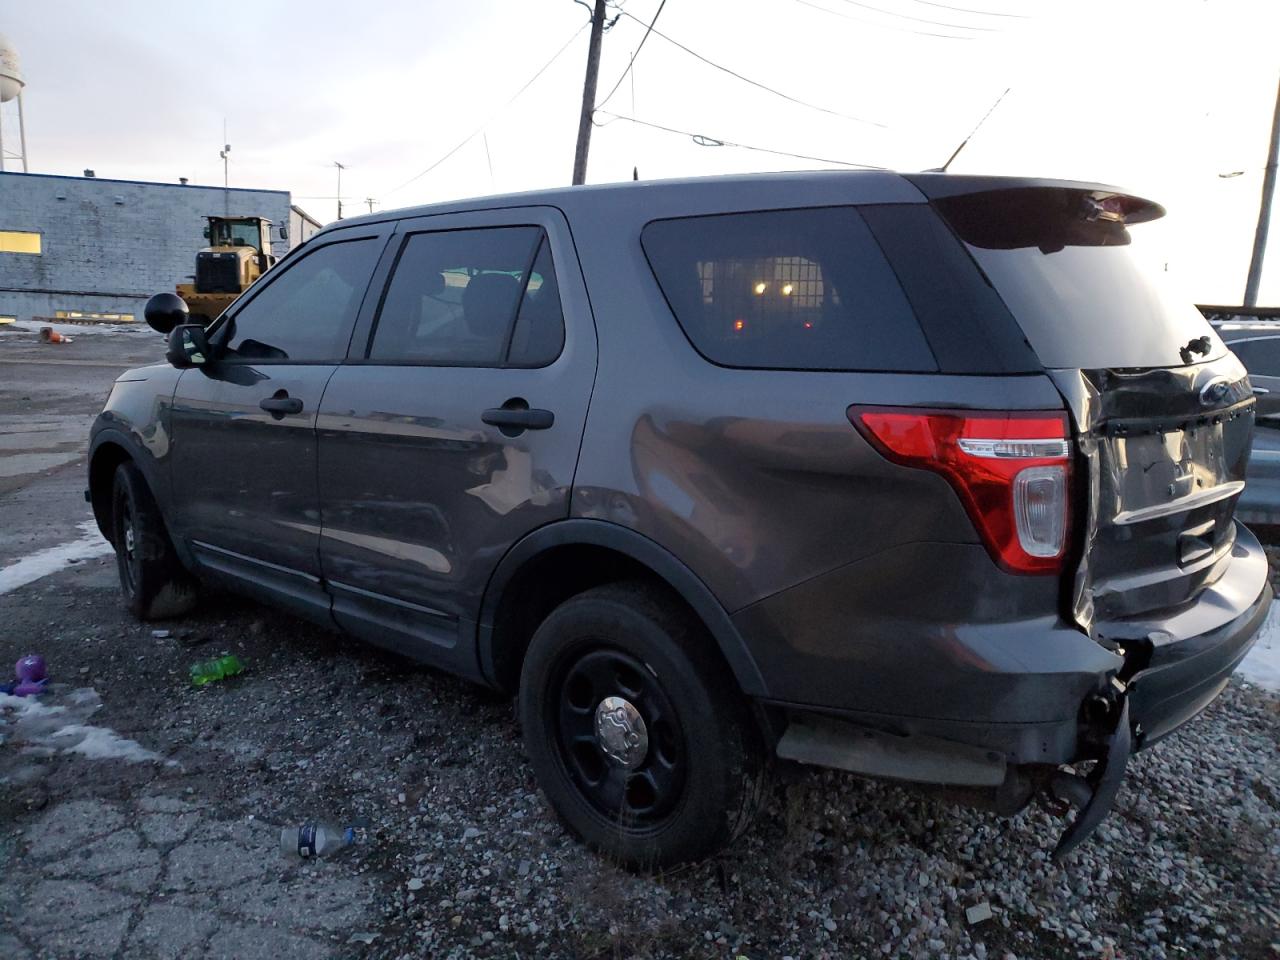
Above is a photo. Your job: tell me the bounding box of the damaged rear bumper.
[772,522,1271,856]
[1109,525,1272,750]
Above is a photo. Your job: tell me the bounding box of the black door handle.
[482,407,554,431]
[260,396,303,417]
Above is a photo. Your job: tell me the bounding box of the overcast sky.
[3,0,1278,304]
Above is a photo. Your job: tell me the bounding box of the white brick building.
[0,171,321,323]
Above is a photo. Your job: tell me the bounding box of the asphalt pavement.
[0,322,163,563]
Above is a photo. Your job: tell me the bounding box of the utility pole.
[572,0,607,186]
[365,197,376,214]
[334,161,346,220]
[1245,76,1280,307]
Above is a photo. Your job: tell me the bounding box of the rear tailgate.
[914,177,1255,632]
[1050,361,1252,627]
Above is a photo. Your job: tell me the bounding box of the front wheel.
[111,461,198,620]
[519,582,766,869]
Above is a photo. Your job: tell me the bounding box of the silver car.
[1209,313,1280,526]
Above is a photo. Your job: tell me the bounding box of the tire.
[518,581,766,869]
[110,461,198,620]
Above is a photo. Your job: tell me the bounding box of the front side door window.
[223,237,383,362]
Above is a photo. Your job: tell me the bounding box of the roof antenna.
[938,87,1010,173]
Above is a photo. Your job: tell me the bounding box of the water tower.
[0,33,29,172]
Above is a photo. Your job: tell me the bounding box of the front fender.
[87,365,183,546]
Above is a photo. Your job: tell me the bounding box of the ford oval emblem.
[1199,376,1231,408]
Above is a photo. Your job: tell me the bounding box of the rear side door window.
[641,207,937,372]
[222,237,383,362]
[368,227,565,367]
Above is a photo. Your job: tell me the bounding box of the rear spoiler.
[905,174,1165,225]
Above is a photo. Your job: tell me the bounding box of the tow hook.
[1047,694,1133,860]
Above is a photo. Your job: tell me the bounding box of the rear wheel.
[519,582,766,869]
[111,461,197,620]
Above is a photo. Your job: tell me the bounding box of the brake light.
[850,408,1071,574]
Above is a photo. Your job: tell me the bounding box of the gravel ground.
[1,552,1277,960]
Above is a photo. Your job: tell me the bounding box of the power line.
[385,21,589,196]
[594,110,885,168]
[618,9,887,128]
[596,0,668,112]
[832,0,999,31]
[791,0,975,40]
[907,0,1031,19]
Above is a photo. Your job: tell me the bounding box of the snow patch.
[1239,600,1280,693]
[0,688,168,765]
[0,520,114,595]
[50,724,165,763]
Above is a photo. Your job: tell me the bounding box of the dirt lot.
[1,323,1278,960]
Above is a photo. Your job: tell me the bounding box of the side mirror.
[166,324,212,369]
[202,225,210,239]
[144,292,189,334]
[278,225,289,240]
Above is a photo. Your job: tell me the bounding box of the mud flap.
[1052,697,1131,860]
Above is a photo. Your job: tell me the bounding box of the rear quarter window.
[642,207,938,373]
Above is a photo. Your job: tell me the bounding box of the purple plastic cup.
[14,654,47,696]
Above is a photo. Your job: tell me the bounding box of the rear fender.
[475,519,768,697]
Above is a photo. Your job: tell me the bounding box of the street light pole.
[1245,76,1280,307]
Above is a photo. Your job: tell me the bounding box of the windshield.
[934,189,1225,370]
[209,220,262,249]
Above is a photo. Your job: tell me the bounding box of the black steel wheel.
[112,487,140,599]
[553,647,687,827]
[110,461,198,620]
[519,581,766,869]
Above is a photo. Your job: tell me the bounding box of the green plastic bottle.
[189,654,245,687]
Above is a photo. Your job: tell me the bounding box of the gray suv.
[89,172,1270,867]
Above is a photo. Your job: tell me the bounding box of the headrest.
[462,273,522,338]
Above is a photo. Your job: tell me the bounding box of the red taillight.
[850,407,1072,575]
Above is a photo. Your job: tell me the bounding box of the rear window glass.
[934,189,1225,370]
[642,207,937,372]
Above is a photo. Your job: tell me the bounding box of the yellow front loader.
[176,215,283,325]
